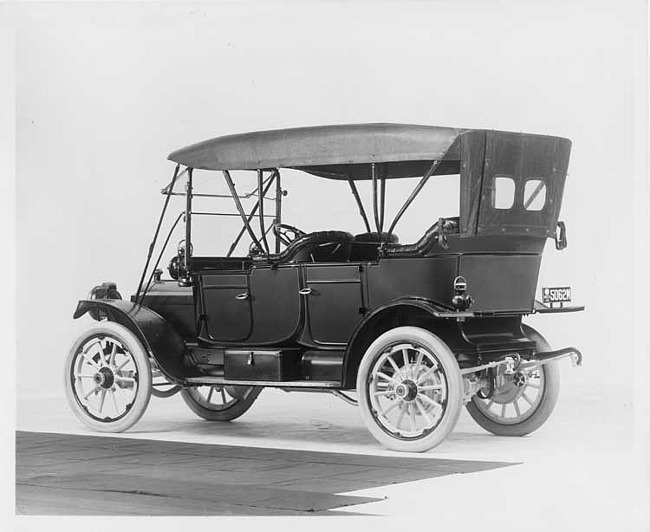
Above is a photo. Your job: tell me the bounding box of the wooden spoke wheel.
[357,327,463,452]
[466,325,560,437]
[64,322,152,432]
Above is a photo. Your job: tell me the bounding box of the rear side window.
[523,179,547,211]
[491,176,516,209]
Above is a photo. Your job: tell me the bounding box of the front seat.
[271,231,354,263]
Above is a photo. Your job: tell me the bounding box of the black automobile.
[64,124,583,452]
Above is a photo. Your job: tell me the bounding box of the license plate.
[542,286,572,304]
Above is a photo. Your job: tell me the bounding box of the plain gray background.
[11,1,647,397]
[2,0,648,528]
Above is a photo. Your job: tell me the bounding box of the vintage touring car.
[65,124,583,452]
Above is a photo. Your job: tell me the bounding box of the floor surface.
[12,372,649,529]
[16,431,513,515]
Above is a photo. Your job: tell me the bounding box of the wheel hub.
[394,379,418,401]
[93,367,115,389]
[513,371,527,387]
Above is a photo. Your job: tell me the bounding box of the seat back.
[274,231,353,263]
[381,218,459,258]
[349,232,399,261]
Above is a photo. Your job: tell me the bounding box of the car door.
[247,265,302,345]
[302,264,364,345]
[200,271,252,342]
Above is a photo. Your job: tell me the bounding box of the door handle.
[299,288,312,296]
[235,292,249,300]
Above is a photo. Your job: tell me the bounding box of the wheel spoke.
[417,392,442,411]
[373,389,394,397]
[115,377,136,385]
[74,374,95,379]
[385,355,400,373]
[81,352,101,371]
[486,400,494,410]
[116,358,131,372]
[415,397,433,426]
[207,387,214,402]
[501,404,506,418]
[375,371,399,385]
[409,404,417,432]
[416,366,438,385]
[395,403,406,429]
[417,384,443,392]
[94,342,107,367]
[110,389,119,414]
[513,399,521,418]
[220,388,227,403]
[402,347,410,370]
[84,385,100,400]
[521,392,533,406]
[379,400,400,419]
[98,389,107,413]
[527,383,541,390]
[109,342,117,367]
[413,349,424,377]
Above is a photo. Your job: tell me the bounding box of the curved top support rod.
[379,176,386,234]
[371,163,381,233]
[387,159,441,236]
[257,169,271,254]
[347,177,371,233]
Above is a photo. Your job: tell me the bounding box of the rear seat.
[381,218,459,257]
[349,232,399,261]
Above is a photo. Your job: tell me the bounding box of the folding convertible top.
[168,123,571,181]
[168,123,468,179]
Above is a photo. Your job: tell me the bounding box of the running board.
[184,376,340,388]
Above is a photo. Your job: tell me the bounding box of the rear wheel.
[466,325,560,437]
[357,326,463,452]
[181,385,261,421]
[64,322,152,432]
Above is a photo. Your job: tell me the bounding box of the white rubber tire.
[64,321,152,432]
[357,326,463,452]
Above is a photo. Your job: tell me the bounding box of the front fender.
[74,299,198,384]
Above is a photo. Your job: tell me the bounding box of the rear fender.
[73,299,197,384]
[341,298,468,389]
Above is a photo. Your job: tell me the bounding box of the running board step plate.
[184,376,340,388]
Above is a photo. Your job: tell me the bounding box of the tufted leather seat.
[353,232,399,244]
[349,232,399,261]
[265,231,354,264]
[381,217,459,257]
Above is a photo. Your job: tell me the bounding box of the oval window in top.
[491,176,516,209]
[524,179,547,211]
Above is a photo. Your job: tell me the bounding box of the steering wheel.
[272,223,306,246]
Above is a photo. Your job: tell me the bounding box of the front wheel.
[181,385,261,421]
[357,326,464,452]
[466,325,560,437]
[64,321,152,432]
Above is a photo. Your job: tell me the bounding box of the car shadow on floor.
[16,431,517,516]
